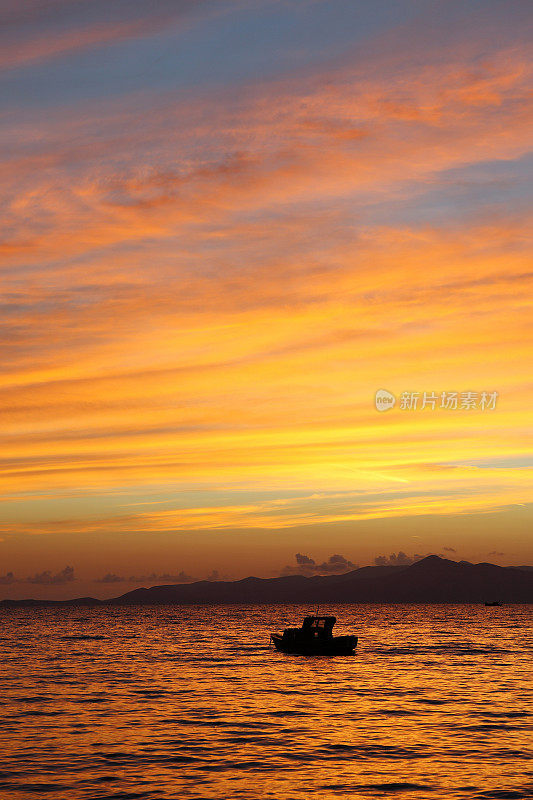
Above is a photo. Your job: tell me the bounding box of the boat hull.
[271,633,357,656]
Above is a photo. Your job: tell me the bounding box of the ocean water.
[0,604,531,800]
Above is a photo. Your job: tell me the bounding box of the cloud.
[374,552,415,567]
[0,572,16,585]
[374,551,451,566]
[27,566,75,585]
[295,552,315,567]
[443,546,456,552]
[0,474,530,537]
[284,553,357,576]
[488,551,505,556]
[317,554,358,573]
[0,3,531,552]
[0,1,211,72]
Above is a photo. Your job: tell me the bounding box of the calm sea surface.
[0,604,531,800]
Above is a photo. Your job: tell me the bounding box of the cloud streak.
[0,1,212,71]
[0,1,531,582]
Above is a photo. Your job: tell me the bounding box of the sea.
[0,604,531,800]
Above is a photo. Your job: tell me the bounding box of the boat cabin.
[277,616,336,646]
[301,616,336,639]
[271,614,356,655]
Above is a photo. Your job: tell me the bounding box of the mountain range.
[2,556,533,606]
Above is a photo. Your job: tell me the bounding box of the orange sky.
[1,0,532,598]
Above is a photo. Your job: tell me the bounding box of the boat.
[270,615,357,655]
[484,601,502,607]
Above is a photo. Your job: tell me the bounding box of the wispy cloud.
[0,1,531,579]
[0,1,211,71]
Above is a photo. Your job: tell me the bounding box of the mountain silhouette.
[1,557,532,606]
[107,556,533,604]
[0,596,101,608]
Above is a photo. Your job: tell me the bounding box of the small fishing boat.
[484,601,502,607]
[270,615,357,656]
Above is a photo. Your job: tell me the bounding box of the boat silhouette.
[270,615,357,655]
[484,600,502,606]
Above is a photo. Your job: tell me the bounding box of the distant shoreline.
[2,557,533,606]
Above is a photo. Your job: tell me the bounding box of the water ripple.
[0,603,531,799]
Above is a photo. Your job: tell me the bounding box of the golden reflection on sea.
[0,604,531,799]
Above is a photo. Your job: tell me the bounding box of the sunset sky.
[1,0,532,599]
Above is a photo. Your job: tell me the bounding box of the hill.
[2,557,532,606]
[107,556,533,605]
